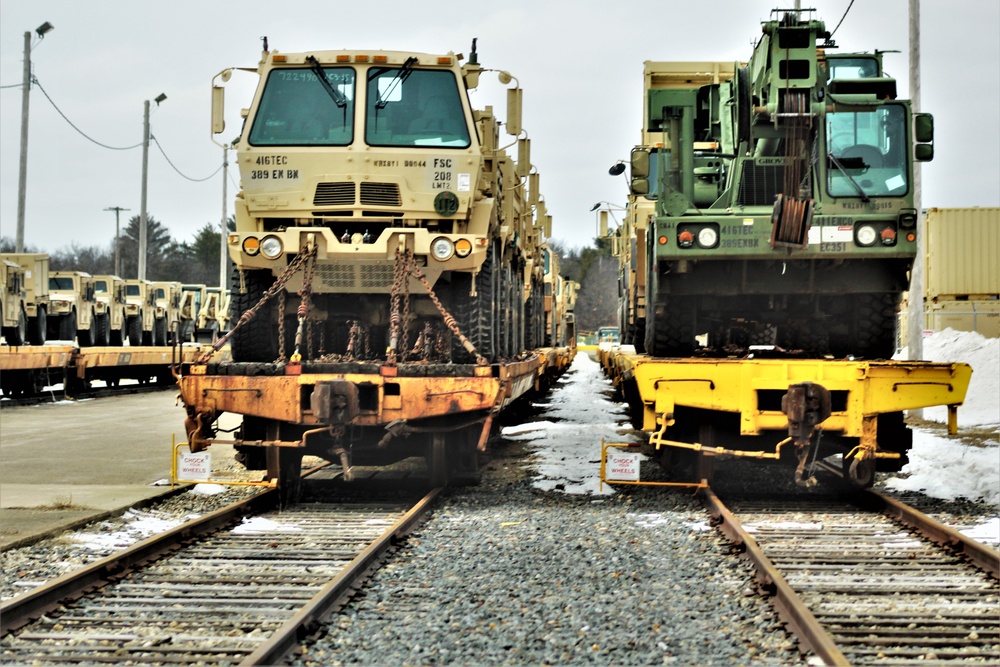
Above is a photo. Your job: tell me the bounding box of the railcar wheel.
[427,433,450,487]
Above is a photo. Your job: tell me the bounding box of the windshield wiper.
[827,152,870,202]
[374,57,418,109]
[306,55,347,108]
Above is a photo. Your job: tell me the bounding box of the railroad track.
[704,463,1000,665]
[1,485,440,665]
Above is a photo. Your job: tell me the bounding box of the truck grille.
[360,182,401,206]
[313,264,395,290]
[313,182,355,206]
[737,164,785,206]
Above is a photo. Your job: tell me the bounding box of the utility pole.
[219,146,229,288]
[138,93,165,280]
[15,32,31,253]
[907,0,923,360]
[138,99,150,280]
[16,22,53,253]
[104,206,130,277]
[907,0,924,418]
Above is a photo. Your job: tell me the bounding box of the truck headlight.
[260,235,283,259]
[855,225,877,247]
[431,237,455,261]
[697,227,719,248]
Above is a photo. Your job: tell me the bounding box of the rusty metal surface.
[178,356,544,427]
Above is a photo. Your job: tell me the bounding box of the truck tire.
[94,313,110,346]
[2,306,27,346]
[29,306,46,345]
[78,312,95,347]
[110,313,127,346]
[230,268,279,362]
[644,296,696,357]
[126,315,142,346]
[154,317,167,346]
[450,244,496,363]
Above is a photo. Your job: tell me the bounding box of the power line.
[152,136,223,182]
[33,78,143,150]
[829,0,856,37]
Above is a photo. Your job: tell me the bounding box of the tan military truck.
[93,275,128,346]
[123,279,156,346]
[48,271,97,345]
[152,281,183,345]
[0,253,49,344]
[1,258,28,345]
[195,286,230,342]
[178,283,206,342]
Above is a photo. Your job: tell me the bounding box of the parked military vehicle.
[92,275,128,346]
[0,253,49,344]
[629,10,932,358]
[211,40,549,363]
[1,258,28,345]
[123,279,156,346]
[47,271,97,345]
[178,284,206,342]
[195,286,230,342]
[152,281,183,345]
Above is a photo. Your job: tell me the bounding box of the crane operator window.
[826,105,908,198]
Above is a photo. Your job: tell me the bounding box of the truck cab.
[123,279,156,346]
[152,281,183,345]
[92,275,128,346]
[1,258,28,346]
[48,271,97,345]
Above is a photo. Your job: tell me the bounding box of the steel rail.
[0,488,278,636]
[816,460,999,579]
[700,484,850,666]
[240,486,443,666]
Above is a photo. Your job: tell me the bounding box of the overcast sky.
[2,0,997,258]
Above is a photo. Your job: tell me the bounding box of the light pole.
[138,93,166,280]
[104,206,130,276]
[590,201,625,238]
[15,21,54,253]
[219,145,229,288]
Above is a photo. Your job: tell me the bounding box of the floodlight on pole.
[15,21,54,253]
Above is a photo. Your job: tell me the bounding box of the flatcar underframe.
[600,349,972,488]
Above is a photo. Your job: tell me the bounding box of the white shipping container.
[924,207,1000,299]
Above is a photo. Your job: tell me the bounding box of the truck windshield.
[95,280,108,292]
[126,284,141,296]
[365,68,470,148]
[826,105,908,198]
[49,277,74,290]
[248,67,356,146]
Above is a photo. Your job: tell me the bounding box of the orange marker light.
[373,55,388,63]
[658,235,668,245]
[906,232,916,243]
[336,55,350,62]
[678,230,694,247]
[272,55,287,63]
[355,55,369,62]
[437,57,453,65]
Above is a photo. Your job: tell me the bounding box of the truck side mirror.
[631,178,650,195]
[914,113,934,143]
[631,149,650,179]
[506,86,522,137]
[212,86,226,134]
